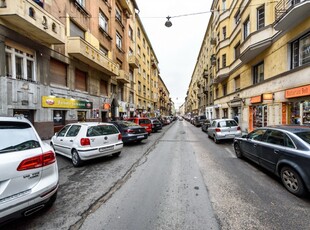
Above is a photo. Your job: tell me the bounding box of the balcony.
[240,26,277,63]
[128,55,139,68]
[214,67,229,84]
[117,70,130,84]
[119,0,133,15]
[67,37,119,76]
[275,0,310,31]
[0,0,65,45]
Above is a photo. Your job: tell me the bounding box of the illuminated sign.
[42,96,93,109]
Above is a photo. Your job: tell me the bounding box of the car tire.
[112,152,121,157]
[213,135,219,144]
[234,143,243,158]
[280,166,306,197]
[72,149,83,167]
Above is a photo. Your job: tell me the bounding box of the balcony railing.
[0,0,65,45]
[67,37,119,76]
[240,25,276,63]
[128,55,139,68]
[274,0,310,31]
[117,70,130,84]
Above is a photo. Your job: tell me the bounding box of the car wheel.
[213,135,219,144]
[280,166,306,197]
[72,149,83,167]
[112,152,121,157]
[234,143,243,158]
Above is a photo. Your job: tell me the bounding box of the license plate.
[99,146,114,152]
[137,135,145,138]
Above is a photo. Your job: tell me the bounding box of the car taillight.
[126,129,135,133]
[118,133,122,140]
[215,128,221,132]
[237,126,241,130]
[17,151,56,171]
[80,138,90,146]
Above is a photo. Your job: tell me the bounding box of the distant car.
[125,117,152,134]
[0,116,58,224]
[109,120,148,144]
[201,119,212,132]
[150,118,162,132]
[233,125,310,197]
[193,115,207,127]
[51,122,123,167]
[207,119,241,143]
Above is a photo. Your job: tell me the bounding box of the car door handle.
[60,139,63,141]
[70,140,73,142]
[274,149,279,154]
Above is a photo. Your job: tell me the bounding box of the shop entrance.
[53,110,66,133]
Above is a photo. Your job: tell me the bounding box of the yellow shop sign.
[42,96,93,109]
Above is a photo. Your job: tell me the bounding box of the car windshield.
[87,125,119,137]
[0,121,40,153]
[295,131,310,144]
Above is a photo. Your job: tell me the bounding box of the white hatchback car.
[51,122,123,167]
[0,116,58,225]
[207,119,242,143]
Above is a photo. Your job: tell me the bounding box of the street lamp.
[165,16,172,27]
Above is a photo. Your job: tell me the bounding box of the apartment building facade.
[0,0,168,139]
[186,0,310,132]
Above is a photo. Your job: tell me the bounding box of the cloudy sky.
[135,0,212,109]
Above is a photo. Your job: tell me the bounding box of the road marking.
[225,147,236,158]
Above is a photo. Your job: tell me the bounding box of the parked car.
[193,115,207,127]
[51,122,123,167]
[201,119,212,132]
[150,118,162,132]
[233,125,310,197]
[125,117,152,134]
[207,119,241,143]
[109,120,148,144]
[0,116,58,225]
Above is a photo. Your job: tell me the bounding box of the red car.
[125,117,152,134]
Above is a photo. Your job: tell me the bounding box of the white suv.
[51,122,123,167]
[0,116,58,225]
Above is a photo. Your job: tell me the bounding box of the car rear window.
[296,131,310,144]
[218,120,238,127]
[0,121,40,154]
[87,125,119,137]
[139,119,151,124]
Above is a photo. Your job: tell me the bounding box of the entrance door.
[13,109,34,123]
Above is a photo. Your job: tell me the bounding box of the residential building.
[186,0,310,132]
[0,0,168,139]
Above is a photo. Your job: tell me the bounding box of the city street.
[3,120,310,230]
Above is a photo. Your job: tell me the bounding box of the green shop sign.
[42,96,93,109]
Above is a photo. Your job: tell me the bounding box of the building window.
[99,11,108,32]
[128,26,133,41]
[115,5,122,23]
[253,62,264,84]
[257,5,265,30]
[100,45,108,56]
[243,17,250,39]
[291,32,310,69]
[234,10,241,25]
[75,69,87,91]
[100,80,108,96]
[76,0,85,7]
[223,84,227,96]
[137,28,141,39]
[70,20,85,39]
[216,88,219,99]
[222,0,226,11]
[29,7,35,18]
[143,38,146,48]
[234,42,240,60]
[116,32,122,50]
[138,81,141,92]
[111,84,116,94]
[222,26,226,40]
[222,54,227,67]
[137,45,141,56]
[234,75,240,91]
[5,45,35,81]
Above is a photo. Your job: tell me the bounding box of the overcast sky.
[135,0,212,109]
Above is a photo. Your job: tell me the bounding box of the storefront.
[249,95,269,132]
[42,96,93,132]
[285,84,310,125]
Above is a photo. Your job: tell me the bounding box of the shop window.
[78,111,86,122]
[289,101,310,125]
[53,110,66,133]
[291,32,310,69]
[5,44,35,81]
[253,105,267,128]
